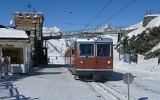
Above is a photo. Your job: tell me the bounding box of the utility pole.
[119,30,122,60]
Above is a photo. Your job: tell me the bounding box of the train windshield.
[97,44,110,57]
[79,44,94,57]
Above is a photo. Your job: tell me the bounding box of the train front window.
[97,44,110,57]
[79,44,94,57]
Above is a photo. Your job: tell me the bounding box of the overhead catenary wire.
[85,0,113,28]
[62,22,99,27]
[98,0,136,29]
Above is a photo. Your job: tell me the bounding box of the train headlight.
[107,61,111,64]
[80,61,83,64]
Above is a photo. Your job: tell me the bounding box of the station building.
[0,25,31,73]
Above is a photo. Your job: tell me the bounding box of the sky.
[0,0,159,32]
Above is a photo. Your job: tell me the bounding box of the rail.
[87,82,135,100]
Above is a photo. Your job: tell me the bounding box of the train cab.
[65,37,113,81]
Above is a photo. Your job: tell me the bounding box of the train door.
[78,43,96,70]
[96,43,112,69]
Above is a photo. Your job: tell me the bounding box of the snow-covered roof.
[0,28,28,39]
[144,14,160,17]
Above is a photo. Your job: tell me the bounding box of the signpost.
[123,73,134,100]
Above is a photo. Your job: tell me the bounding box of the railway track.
[87,82,135,100]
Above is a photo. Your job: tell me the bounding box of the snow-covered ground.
[0,66,103,100]
[105,34,160,100]
[110,49,160,100]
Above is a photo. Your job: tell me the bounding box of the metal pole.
[119,31,121,60]
[128,73,130,100]
[128,84,130,100]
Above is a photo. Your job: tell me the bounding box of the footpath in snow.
[0,65,103,100]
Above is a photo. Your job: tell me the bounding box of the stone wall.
[14,12,44,41]
[0,39,28,47]
[143,15,157,27]
[13,12,46,65]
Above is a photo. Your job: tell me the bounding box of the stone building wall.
[0,39,28,47]
[14,12,46,65]
[14,12,44,41]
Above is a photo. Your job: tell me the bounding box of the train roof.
[97,38,113,42]
[76,38,95,42]
[76,38,113,42]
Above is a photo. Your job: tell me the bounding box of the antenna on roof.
[26,0,36,13]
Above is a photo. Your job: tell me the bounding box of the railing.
[48,56,65,64]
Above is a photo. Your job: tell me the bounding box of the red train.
[65,37,113,81]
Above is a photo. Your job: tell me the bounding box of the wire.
[85,0,113,28]
[99,0,136,29]
[62,22,99,27]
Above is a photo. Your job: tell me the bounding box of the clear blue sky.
[0,0,159,32]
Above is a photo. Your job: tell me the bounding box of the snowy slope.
[47,39,67,64]
[43,26,60,33]
[43,26,67,64]
[43,26,61,36]
[123,21,142,30]
[128,15,160,38]
[98,24,114,32]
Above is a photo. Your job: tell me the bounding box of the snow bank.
[136,55,160,72]
[114,49,160,73]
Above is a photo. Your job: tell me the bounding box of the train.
[65,37,113,81]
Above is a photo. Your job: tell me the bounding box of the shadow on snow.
[107,71,124,81]
[0,64,66,100]
[0,78,39,100]
[28,64,67,76]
